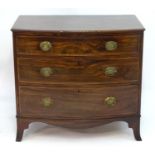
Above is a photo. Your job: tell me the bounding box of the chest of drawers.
[11,15,144,141]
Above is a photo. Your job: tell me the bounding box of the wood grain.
[18,85,139,118]
[11,15,144,32]
[12,15,144,141]
[17,57,139,84]
[16,115,141,141]
[15,34,139,56]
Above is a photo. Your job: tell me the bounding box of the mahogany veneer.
[11,15,145,141]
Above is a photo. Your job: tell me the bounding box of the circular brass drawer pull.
[105,41,118,51]
[105,96,117,107]
[41,97,54,107]
[40,67,53,77]
[40,41,52,52]
[104,66,117,76]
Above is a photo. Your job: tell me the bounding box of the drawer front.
[19,85,139,118]
[15,34,139,56]
[17,57,139,84]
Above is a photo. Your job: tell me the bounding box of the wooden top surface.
[11,15,144,32]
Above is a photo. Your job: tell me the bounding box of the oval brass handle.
[104,66,117,76]
[105,41,118,51]
[105,96,117,107]
[40,67,53,77]
[40,41,52,52]
[41,97,54,107]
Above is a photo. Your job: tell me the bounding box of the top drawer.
[15,34,140,56]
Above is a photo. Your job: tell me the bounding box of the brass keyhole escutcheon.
[105,41,118,51]
[105,96,117,107]
[40,41,52,52]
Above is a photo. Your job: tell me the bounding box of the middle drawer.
[17,57,139,84]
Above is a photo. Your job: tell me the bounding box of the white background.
[0,0,155,155]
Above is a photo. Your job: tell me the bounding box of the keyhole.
[77,60,81,66]
[77,89,80,93]
[75,57,81,66]
[73,89,80,97]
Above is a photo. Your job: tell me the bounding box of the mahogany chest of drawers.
[11,15,144,141]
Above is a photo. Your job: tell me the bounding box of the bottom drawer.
[18,85,139,118]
